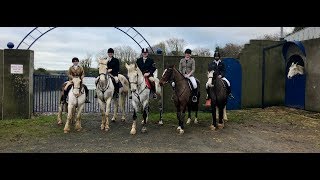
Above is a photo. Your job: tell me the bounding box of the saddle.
[145,77,155,91]
[186,78,200,91]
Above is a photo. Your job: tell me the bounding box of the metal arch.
[16,27,155,53]
[16,27,57,49]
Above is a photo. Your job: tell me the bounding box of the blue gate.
[223,58,242,110]
[285,55,306,109]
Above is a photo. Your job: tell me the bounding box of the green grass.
[0,115,62,143]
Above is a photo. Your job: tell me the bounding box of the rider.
[94,48,121,98]
[206,50,233,100]
[106,48,121,98]
[61,57,90,103]
[176,48,198,102]
[134,48,157,99]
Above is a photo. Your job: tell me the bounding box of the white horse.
[287,62,304,79]
[125,63,151,135]
[63,77,86,133]
[111,74,130,122]
[96,59,114,131]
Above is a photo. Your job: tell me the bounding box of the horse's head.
[72,77,82,97]
[125,63,140,92]
[98,59,108,81]
[288,62,304,79]
[159,65,175,86]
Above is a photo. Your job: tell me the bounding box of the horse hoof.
[179,129,184,134]
[218,123,224,129]
[141,127,147,133]
[57,121,63,125]
[101,125,105,130]
[76,128,82,132]
[105,127,110,132]
[210,125,216,131]
[176,126,182,132]
[130,129,136,135]
[64,130,69,133]
[194,119,198,124]
[186,118,191,125]
[158,120,163,125]
[121,117,126,122]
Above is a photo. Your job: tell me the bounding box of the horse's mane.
[167,64,185,78]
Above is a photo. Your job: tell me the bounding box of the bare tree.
[256,33,280,41]
[149,41,167,55]
[192,47,212,57]
[219,43,244,58]
[80,53,93,73]
[114,46,138,62]
[165,38,187,56]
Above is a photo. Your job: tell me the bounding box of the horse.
[96,59,115,131]
[62,77,86,133]
[110,74,130,122]
[287,62,304,79]
[159,65,200,134]
[125,62,161,134]
[57,82,69,125]
[207,70,228,130]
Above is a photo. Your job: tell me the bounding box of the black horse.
[207,70,228,130]
[159,65,200,134]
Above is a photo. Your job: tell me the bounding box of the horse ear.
[125,63,129,69]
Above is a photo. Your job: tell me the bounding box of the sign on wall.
[10,64,23,74]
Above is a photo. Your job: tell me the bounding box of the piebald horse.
[63,77,86,133]
[207,70,228,130]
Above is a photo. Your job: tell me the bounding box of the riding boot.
[114,83,119,98]
[62,85,72,104]
[191,86,198,102]
[94,91,97,98]
[227,85,235,99]
[83,84,90,103]
[152,91,157,99]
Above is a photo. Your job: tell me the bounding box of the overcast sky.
[0,27,294,70]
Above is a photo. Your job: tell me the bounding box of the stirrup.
[192,96,197,102]
[152,93,157,99]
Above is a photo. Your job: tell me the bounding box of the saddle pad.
[145,78,152,89]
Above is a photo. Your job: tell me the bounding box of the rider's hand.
[218,75,222,78]
[184,74,190,78]
[144,73,150,77]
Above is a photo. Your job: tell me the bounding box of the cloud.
[0,27,292,70]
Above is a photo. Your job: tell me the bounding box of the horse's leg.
[218,105,224,129]
[176,111,182,132]
[158,100,163,125]
[186,103,191,125]
[210,100,217,130]
[64,104,73,133]
[216,106,219,120]
[120,93,126,122]
[223,105,228,121]
[130,108,137,135]
[141,101,149,133]
[111,98,118,122]
[75,103,85,131]
[104,97,112,131]
[98,99,106,130]
[194,103,198,124]
[179,105,186,134]
[71,106,76,125]
[57,102,64,125]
